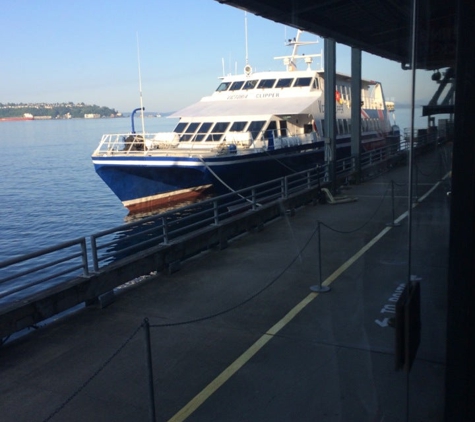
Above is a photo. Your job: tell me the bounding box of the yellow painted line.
[168,292,318,422]
[168,175,445,421]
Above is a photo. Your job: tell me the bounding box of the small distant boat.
[0,113,34,122]
[92,31,399,213]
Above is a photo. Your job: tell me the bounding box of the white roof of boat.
[169,96,319,119]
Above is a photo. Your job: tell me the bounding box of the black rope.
[150,222,320,329]
[320,182,391,234]
[41,324,142,422]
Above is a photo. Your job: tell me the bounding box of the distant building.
[84,114,100,119]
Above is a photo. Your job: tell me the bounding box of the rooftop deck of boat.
[0,146,450,421]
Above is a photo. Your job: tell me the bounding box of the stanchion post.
[310,221,330,293]
[387,180,401,227]
[143,318,156,422]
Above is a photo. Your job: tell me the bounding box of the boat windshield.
[229,81,245,91]
[180,122,200,141]
[275,78,294,88]
[216,82,231,92]
[206,122,230,142]
[230,121,248,131]
[294,77,312,87]
[248,121,266,139]
[243,80,258,90]
[258,79,276,89]
[194,122,213,141]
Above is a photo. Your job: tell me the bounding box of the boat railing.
[0,165,329,307]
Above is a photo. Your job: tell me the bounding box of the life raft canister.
[312,119,319,135]
[335,90,342,104]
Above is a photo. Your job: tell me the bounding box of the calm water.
[0,117,178,261]
[0,107,432,262]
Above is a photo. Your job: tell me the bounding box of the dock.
[0,146,450,421]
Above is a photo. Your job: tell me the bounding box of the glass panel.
[174,122,188,133]
[194,122,212,141]
[294,77,312,87]
[247,121,266,139]
[205,122,230,142]
[216,82,231,92]
[180,122,199,141]
[257,79,276,89]
[229,81,244,91]
[230,121,247,131]
[275,78,294,88]
[243,80,258,89]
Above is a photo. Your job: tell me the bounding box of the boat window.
[312,79,319,89]
[174,122,188,133]
[343,119,349,134]
[230,121,248,131]
[294,77,312,87]
[180,122,200,141]
[337,119,344,134]
[229,81,245,91]
[257,79,276,89]
[265,121,278,138]
[206,122,230,142]
[194,122,213,142]
[248,121,266,139]
[275,78,294,88]
[321,119,325,136]
[279,120,288,137]
[216,82,231,92]
[243,80,258,90]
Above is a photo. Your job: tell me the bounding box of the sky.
[1,0,438,113]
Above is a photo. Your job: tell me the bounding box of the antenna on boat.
[244,12,249,66]
[243,12,252,75]
[274,30,322,71]
[136,32,146,137]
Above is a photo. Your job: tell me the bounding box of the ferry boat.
[92,31,399,213]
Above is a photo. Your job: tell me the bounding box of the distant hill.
[0,102,119,119]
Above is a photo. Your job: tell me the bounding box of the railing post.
[213,199,219,224]
[252,188,257,211]
[90,235,99,272]
[162,217,169,244]
[143,318,156,422]
[386,180,401,227]
[310,222,330,293]
[80,238,89,276]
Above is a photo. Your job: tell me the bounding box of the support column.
[324,38,336,188]
[351,48,362,181]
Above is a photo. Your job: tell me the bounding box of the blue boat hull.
[93,142,329,212]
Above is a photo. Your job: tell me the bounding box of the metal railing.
[0,238,88,302]
[89,164,329,271]
[1,137,425,305]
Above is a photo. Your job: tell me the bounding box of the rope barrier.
[41,324,142,422]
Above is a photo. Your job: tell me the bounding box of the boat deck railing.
[93,131,323,157]
[1,134,438,308]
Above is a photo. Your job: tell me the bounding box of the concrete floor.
[0,147,450,422]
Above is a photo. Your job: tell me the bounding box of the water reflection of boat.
[92,30,399,214]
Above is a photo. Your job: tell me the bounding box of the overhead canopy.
[169,96,318,119]
[216,0,456,70]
